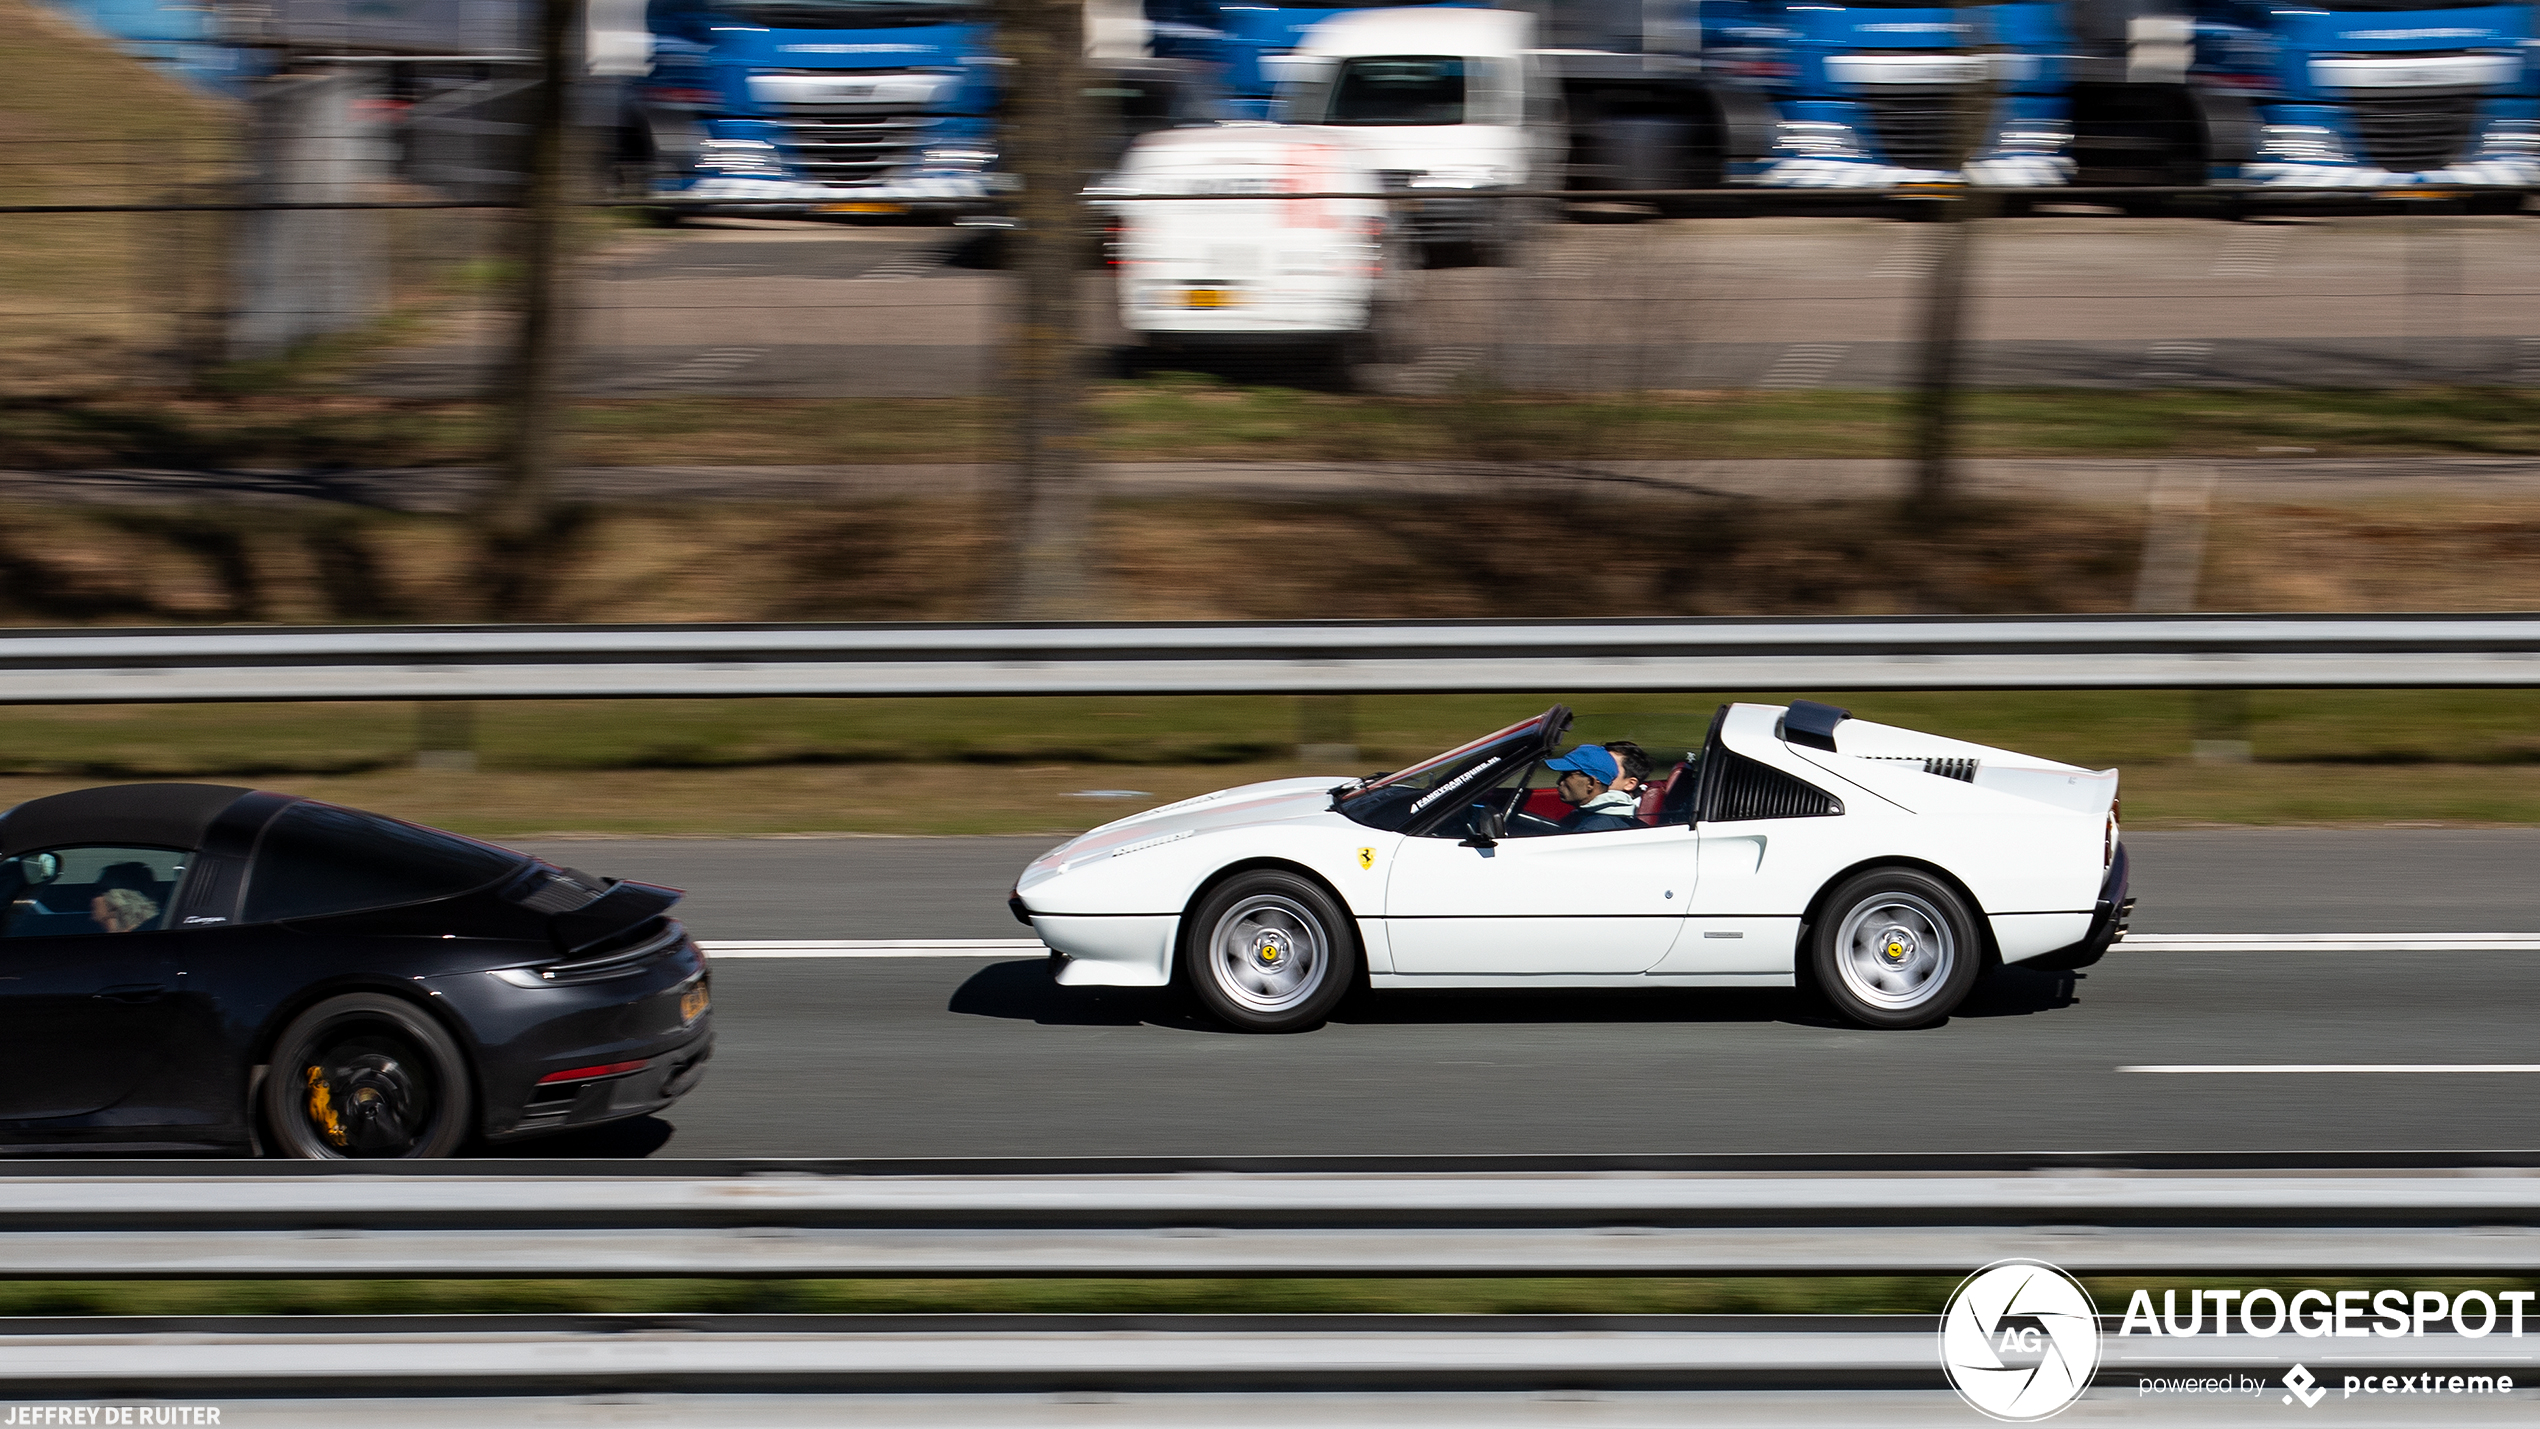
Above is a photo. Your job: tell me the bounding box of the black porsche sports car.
[0,783,712,1157]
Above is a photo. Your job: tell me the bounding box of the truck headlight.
[921,145,998,171]
[1772,121,1866,160]
[699,139,785,176]
[2255,125,2351,164]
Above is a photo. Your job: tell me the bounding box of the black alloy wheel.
[262,993,473,1159]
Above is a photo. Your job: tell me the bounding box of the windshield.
[1320,56,1467,125]
[1336,710,1556,832]
[715,0,981,27]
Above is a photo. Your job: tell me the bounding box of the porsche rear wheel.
[263,994,473,1159]
[1811,869,1982,1029]
[1187,870,1358,1033]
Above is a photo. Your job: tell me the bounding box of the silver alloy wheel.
[1833,890,1957,1012]
[1207,893,1329,1015]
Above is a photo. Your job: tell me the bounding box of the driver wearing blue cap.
[1528,744,1645,834]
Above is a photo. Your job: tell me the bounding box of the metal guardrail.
[0,1313,2518,1397]
[4,1169,2533,1278]
[13,615,2540,701]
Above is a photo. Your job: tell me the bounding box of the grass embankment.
[11,384,2540,470]
[4,690,2540,835]
[7,1275,2533,1318]
[11,486,2540,624]
[0,0,238,390]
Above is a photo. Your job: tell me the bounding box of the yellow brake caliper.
[304,1065,348,1147]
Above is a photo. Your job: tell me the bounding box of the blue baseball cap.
[1544,745,1620,783]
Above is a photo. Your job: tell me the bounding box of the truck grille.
[1859,94,1969,171]
[768,106,939,185]
[2345,91,2480,173]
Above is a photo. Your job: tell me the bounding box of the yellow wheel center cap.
[1254,932,1289,968]
[1881,933,1913,963]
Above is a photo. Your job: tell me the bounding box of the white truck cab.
[1271,7,1558,259]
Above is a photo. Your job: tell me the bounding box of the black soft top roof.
[0,783,257,858]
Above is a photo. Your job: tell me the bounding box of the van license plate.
[1183,286,1237,309]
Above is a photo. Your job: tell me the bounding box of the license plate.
[1183,286,1237,309]
[679,983,710,1024]
[821,202,905,214]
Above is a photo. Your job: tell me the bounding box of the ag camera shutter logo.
[1941,1259,2102,1421]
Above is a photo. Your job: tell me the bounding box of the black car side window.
[242,803,524,924]
[0,846,188,938]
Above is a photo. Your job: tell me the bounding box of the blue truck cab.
[1704,0,2079,185]
[2194,0,2539,184]
[636,0,1002,209]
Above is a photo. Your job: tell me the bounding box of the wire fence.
[0,98,2536,626]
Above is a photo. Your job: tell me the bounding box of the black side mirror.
[1459,804,1504,848]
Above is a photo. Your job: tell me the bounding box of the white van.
[1109,124,1406,361]
[1271,7,1559,261]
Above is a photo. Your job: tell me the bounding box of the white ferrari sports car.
[1010,701,2131,1032]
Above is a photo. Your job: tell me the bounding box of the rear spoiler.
[550,879,684,955]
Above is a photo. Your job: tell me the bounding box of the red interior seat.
[1642,761,1690,824]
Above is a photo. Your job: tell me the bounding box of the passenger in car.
[1602,741,1660,826]
[1603,742,1652,795]
[90,862,161,934]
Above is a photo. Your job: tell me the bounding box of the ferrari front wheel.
[1187,870,1358,1033]
[1811,868,1981,1030]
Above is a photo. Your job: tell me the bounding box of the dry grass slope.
[0,0,238,389]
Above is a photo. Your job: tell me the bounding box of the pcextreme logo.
[1941,1259,2102,1421]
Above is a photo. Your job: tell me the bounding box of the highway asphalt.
[510,831,2540,1159]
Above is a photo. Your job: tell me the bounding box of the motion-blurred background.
[2,0,2537,835]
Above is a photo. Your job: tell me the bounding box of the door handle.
[94,983,166,1004]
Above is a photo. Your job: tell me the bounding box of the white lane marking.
[2123,1065,2540,1074]
[2124,934,2540,952]
[1872,232,1934,279]
[702,939,1045,959]
[1759,343,1847,390]
[2212,227,2284,278]
[857,248,945,281]
[2137,339,2210,382]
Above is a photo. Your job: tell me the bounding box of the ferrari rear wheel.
[262,994,473,1159]
[1187,870,1358,1033]
[1811,868,1982,1030]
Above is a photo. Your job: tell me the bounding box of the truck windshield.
[1321,56,1466,125]
[716,0,981,26]
[2310,0,2525,7]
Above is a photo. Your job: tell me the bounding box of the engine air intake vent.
[1711,750,1843,821]
[1923,757,1978,782]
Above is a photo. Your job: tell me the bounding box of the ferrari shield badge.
[1357,847,1374,870]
